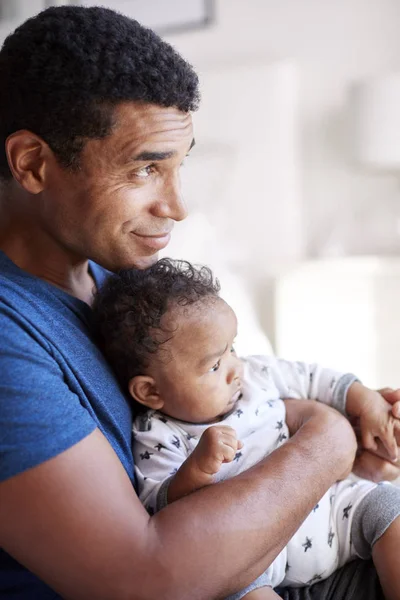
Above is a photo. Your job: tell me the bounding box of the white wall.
[166,0,400,259]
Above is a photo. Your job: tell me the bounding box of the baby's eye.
[210,360,221,373]
[230,346,236,354]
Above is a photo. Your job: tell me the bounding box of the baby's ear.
[128,376,164,410]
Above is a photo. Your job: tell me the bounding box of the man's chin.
[119,251,159,271]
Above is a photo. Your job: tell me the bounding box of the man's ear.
[128,375,164,410]
[5,130,51,194]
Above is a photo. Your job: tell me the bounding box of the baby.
[93,258,400,600]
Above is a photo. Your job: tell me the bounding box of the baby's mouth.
[230,388,242,404]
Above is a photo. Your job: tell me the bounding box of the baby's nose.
[234,358,244,382]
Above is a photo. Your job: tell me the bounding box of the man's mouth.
[132,231,172,251]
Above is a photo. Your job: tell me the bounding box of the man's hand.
[379,387,400,421]
[353,447,400,482]
[167,426,242,503]
[346,382,400,462]
[347,386,400,482]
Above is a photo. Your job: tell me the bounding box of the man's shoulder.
[0,257,134,485]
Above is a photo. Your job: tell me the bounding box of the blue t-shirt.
[0,251,134,598]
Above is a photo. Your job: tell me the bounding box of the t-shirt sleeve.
[0,309,97,482]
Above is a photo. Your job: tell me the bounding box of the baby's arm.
[133,415,242,511]
[168,425,242,503]
[256,355,400,465]
[260,355,356,414]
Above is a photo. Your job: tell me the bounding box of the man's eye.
[135,165,155,178]
[210,360,221,373]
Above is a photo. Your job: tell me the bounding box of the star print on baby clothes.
[140,451,153,460]
[302,537,313,552]
[261,364,270,373]
[327,529,335,548]
[235,408,243,418]
[171,435,180,448]
[329,378,337,389]
[234,451,243,462]
[277,433,287,443]
[154,443,166,451]
[275,420,284,430]
[343,503,353,519]
[295,362,307,376]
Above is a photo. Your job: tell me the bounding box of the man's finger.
[361,429,378,453]
[353,450,400,482]
[381,431,398,462]
[379,388,400,405]
[378,387,394,395]
[391,401,400,419]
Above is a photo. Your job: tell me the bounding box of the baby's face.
[148,297,243,423]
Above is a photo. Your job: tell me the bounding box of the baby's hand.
[192,425,243,478]
[167,426,243,504]
[346,382,400,462]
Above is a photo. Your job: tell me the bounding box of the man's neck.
[0,218,96,305]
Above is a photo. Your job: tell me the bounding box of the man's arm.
[0,404,356,600]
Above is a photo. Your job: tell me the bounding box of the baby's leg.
[350,483,400,600]
[242,588,281,600]
[372,516,400,600]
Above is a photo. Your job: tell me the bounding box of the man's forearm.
[0,412,355,600]
[143,409,357,600]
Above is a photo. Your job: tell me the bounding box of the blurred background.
[2,0,400,387]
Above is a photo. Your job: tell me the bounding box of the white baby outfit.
[133,356,385,589]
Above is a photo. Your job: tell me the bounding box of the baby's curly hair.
[0,5,199,180]
[92,258,220,393]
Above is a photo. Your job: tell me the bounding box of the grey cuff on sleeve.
[351,483,400,559]
[225,572,272,600]
[156,476,173,511]
[332,374,359,415]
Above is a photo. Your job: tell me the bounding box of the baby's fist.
[193,425,243,476]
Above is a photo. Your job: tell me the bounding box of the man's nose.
[153,173,188,222]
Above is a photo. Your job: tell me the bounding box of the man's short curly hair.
[0,5,199,180]
[92,258,220,394]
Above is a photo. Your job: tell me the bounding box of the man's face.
[39,102,194,270]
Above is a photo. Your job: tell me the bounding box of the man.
[0,6,397,599]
